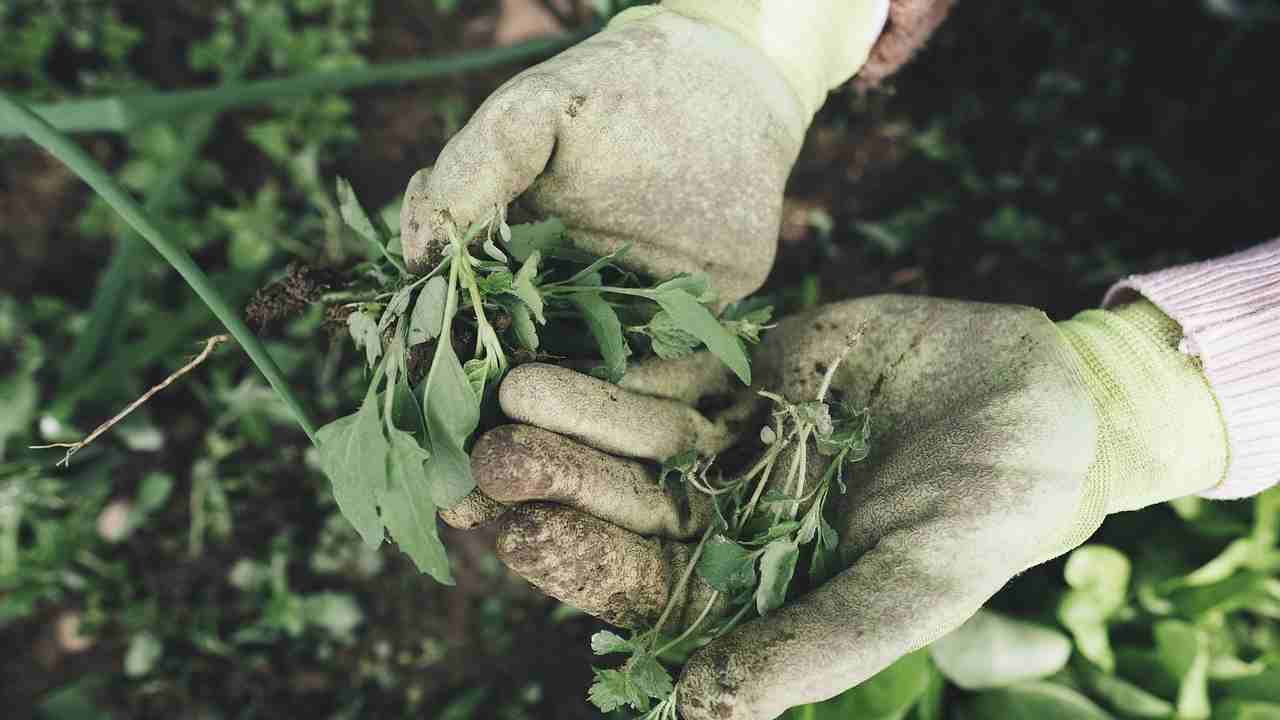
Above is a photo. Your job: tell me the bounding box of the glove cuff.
[638,0,890,119]
[1057,301,1230,515]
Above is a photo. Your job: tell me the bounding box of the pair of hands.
[398,3,1115,718]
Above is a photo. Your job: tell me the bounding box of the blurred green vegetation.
[1,1,1278,719]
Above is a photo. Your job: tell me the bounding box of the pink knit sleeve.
[1104,238,1280,499]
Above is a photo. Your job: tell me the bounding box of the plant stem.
[655,593,720,657]
[652,525,715,636]
[0,30,596,137]
[0,92,319,444]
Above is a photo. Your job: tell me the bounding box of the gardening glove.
[400,1,959,304]
[475,294,1229,720]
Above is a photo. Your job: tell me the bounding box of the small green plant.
[587,357,872,716]
[315,180,770,583]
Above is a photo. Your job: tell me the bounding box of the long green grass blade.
[0,91,318,444]
[0,30,593,137]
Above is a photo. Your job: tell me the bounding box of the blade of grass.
[0,91,318,443]
[0,30,594,137]
[60,20,268,397]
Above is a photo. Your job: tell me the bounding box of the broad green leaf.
[1221,668,1280,704]
[930,610,1072,689]
[629,654,675,700]
[1078,664,1174,718]
[1154,620,1210,720]
[787,649,932,719]
[654,272,712,302]
[697,535,758,598]
[915,665,946,720]
[756,540,799,615]
[379,427,452,584]
[653,289,751,385]
[509,301,539,351]
[347,310,382,369]
[422,337,479,509]
[591,630,634,656]
[507,218,580,262]
[408,275,448,345]
[511,250,545,323]
[1166,571,1269,617]
[958,683,1113,720]
[568,291,629,383]
[316,401,386,548]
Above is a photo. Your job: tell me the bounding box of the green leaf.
[1154,620,1210,720]
[788,649,932,719]
[378,427,452,584]
[316,400,386,548]
[509,301,539,351]
[645,310,701,360]
[562,244,630,286]
[629,654,675,700]
[124,631,163,677]
[697,535,758,598]
[507,218,577,262]
[1077,664,1174,718]
[1059,545,1131,672]
[756,540,799,615]
[1220,668,1280,704]
[568,291,629,383]
[336,176,385,243]
[958,682,1113,720]
[589,668,647,713]
[654,272,713,303]
[591,630,634,656]
[1216,701,1280,720]
[422,336,480,509]
[477,270,514,296]
[930,610,1072,690]
[347,310,382,369]
[408,275,448,345]
[653,289,750,385]
[511,250,545,323]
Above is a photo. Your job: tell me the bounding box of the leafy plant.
[315,181,767,584]
[587,356,872,716]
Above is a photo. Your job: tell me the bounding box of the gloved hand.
[468,295,1229,719]
[398,1,918,303]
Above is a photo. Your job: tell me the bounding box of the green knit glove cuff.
[1057,300,1229,524]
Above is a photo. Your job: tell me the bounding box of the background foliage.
[1,1,1278,718]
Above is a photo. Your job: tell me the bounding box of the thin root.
[31,334,232,467]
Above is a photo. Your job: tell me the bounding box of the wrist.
[1056,301,1229,514]
[652,0,891,120]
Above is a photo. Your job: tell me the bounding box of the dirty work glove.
[399,1,950,303]
[471,295,1228,720]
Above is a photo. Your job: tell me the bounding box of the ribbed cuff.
[1104,238,1280,499]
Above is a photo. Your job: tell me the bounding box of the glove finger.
[499,363,735,461]
[619,351,737,407]
[439,487,508,530]
[472,424,713,540]
[495,502,723,630]
[399,72,565,272]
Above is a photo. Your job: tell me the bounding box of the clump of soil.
[244,263,343,335]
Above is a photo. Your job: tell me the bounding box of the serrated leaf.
[477,271,514,296]
[347,310,382,369]
[653,289,750,385]
[568,291,629,383]
[756,540,799,615]
[422,335,480,509]
[647,310,701,360]
[591,630,634,656]
[629,654,675,700]
[930,610,1072,690]
[408,275,448,345]
[378,427,452,584]
[697,535,757,598]
[589,668,647,713]
[316,401,386,548]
